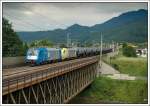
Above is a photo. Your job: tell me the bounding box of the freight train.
[26,47,112,66]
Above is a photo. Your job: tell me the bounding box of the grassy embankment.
[69,51,148,104]
[102,52,147,77]
[69,77,148,104]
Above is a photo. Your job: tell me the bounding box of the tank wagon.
[26,47,112,66]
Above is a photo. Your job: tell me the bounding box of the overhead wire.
[3,16,34,31]
[3,4,67,31]
[3,11,46,31]
[20,6,65,30]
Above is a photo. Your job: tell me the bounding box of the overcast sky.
[3,2,147,31]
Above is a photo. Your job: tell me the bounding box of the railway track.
[3,56,97,77]
[2,56,99,96]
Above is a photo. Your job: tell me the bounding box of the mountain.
[17,9,148,44]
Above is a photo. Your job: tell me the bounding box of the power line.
[3,6,66,31]
[3,17,34,31]
[3,12,45,31]
[21,6,66,28]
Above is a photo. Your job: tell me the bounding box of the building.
[136,48,147,57]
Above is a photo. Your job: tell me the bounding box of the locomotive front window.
[28,49,38,56]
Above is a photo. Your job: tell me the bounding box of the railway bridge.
[2,56,100,104]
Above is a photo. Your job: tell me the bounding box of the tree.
[84,42,93,47]
[122,43,137,57]
[20,42,29,56]
[122,42,127,48]
[2,17,23,57]
[38,39,53,47]
[59,43,67,48]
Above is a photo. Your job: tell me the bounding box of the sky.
[3,2,148,31]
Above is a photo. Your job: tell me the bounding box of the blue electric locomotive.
[26,47,61,65]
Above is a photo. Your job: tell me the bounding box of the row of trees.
[29,39,53,47]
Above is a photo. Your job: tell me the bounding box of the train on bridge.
[3,47,113,104]
[26,47,112,66]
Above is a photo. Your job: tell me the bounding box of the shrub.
[112,63,119,70]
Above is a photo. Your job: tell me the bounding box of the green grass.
[69,50,148,104]
[69,77,148,104]
[102,54,148,77]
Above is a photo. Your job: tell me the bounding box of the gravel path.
[98,62,120,75]
[107,74,136,80]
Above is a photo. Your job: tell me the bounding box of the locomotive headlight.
[27,56,38,60]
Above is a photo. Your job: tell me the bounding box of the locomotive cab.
[26,48,48,65]
[26,48,39,65]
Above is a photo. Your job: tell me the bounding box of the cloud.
[2,2,148,31]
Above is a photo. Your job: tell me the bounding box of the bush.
[112,63,119,70]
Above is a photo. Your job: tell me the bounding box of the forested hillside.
[18,9,148,43]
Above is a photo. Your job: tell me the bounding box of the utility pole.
[100,33,103,67]
[112,40,114,52]
[98,33,103,77]
[67,33,70,48]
